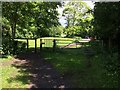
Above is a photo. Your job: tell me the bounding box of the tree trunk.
[11,22,16,41]
[11,19,17,54]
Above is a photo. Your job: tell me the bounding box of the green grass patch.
[42,49,85,74]
[0,55,12,62]
[1,66,29,88]
[0,57,29,88]
[41,48,118,88]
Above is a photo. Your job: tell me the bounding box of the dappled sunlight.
[44,57,52,60]
[2,1,119,88]
[56,64,61,67]
[5,52,71,88]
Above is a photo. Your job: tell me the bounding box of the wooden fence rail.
[14,38,57,53]
[14,38,102,53]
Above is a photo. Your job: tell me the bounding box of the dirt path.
[11,52,71,88]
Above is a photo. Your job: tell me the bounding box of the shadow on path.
[11,51,71,88]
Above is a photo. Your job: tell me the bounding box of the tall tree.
[94,2,120,49]
[2,2,61,54]
[2,2,23,41]
[2,2,61,38]
[62,1,93,37]
[62,1,92,27]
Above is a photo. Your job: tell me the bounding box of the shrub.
[2,39,27,55]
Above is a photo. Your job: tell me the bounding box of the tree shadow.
[9,48,70,88]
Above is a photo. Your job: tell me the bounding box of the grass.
[1,37,81,88]
[42,49,86,74]
[0,55,12,62]
[41,48,118,88]
[0,56,29,88]
[1,37,79,88]
[15,37,83,49]
[3,37,118,88]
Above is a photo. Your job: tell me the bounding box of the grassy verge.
[0,56,29,88]
[0,55,12,62]
[41,48,118,88]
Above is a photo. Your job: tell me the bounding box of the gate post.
[53,39,56,52]
[40,39,42,50]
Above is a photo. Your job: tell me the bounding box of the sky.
[57,1,94,27]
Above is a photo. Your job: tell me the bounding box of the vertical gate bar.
[53,39,56,52]
[40,39,42,50]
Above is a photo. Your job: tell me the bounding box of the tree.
[94,2,120,49]
[62,1,93,37]
[2,2,61,38]
[2,2,61,54]
[48,25,63,37]
[3,2,23,40]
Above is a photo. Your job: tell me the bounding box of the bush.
[2,39,27,55]
[15,41,27,54]
[2,37,12,55]
[73,36,82,43]
[100,52,119,88]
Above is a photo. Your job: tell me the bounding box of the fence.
[14,38,103,53]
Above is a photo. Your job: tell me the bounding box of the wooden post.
[40,39,42,50]
[53,39,56,52]
[35,38,37,53]
[27,39,29,51]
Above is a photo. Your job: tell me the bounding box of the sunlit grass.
[1,57,29,88]
[0,55,13,62]
[15,37,79,48]
[1,66,29,88]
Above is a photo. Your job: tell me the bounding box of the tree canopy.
[2,2,61,54]
[94,2,120,49]
[62,1,93,37]
[2,2,61,38]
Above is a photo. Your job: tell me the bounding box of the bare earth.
[4,52,72,88]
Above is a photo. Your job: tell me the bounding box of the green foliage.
[15,41,27,54]
[62,1,93,37]
[63,1,91,27]
[97,52,119,88]
[2,2,61,38]
[73,36,82,43]
[2,2,61,55]
[103,53,119,72]
[94,2,120,48]
[2,39,27,55]
[88,40,119,87]
[93,3,120,86]
[2,38,11,55]
[42,48,119,88]
[2,17,27,55]
[48,25,64,37]
[64,26,88,38]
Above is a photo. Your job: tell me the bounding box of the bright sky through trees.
[57,1,94,27]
